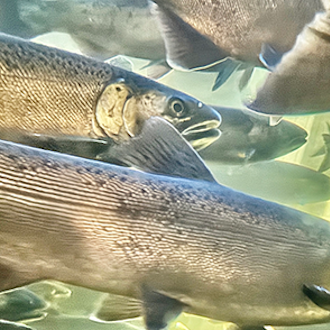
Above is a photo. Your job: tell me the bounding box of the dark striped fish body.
[151,0,323,66]
[0,33,220,143]
[1,139,330,328]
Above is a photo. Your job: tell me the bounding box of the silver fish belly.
[0,139,330,328]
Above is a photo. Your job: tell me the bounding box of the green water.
[2,7,330,330]
[4,38,330,329]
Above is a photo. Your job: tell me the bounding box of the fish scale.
[1,127,330,329]
[152,0,323,63]
[0,34,111,136]
[0,33,221,148]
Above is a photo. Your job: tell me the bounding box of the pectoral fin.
[259,43,284,71]
[142,286,186,330]
[150,3,228,70]
[303,284,330,310]
[91,293,142,322]
[103,117,216,182]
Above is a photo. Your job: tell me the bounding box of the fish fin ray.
[91,293,142,322]
[259,43,284,71]
[211,59,242,90]
[142,285,186,330]
[239,66,255,91]
[303,284,330,310]
[150,3,228,70]
[103,117,216,182]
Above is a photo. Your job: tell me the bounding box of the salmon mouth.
[289,135,307,150]
[181,119,220,135]
[182,120,221,151]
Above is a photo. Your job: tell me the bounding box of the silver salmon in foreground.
[1,118,330,330]
[0,33,220,148]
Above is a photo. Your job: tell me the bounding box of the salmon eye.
[169,98,185,117]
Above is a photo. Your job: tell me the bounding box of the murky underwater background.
[2,2,330,330]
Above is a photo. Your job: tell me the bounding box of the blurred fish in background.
[206,160,330,206]
[0,288,47,322]
[197,106,307,164]
[0,0,166,61]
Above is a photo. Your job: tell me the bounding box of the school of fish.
[0,1,330,330]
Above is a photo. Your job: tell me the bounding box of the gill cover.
[94,81,132,139]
